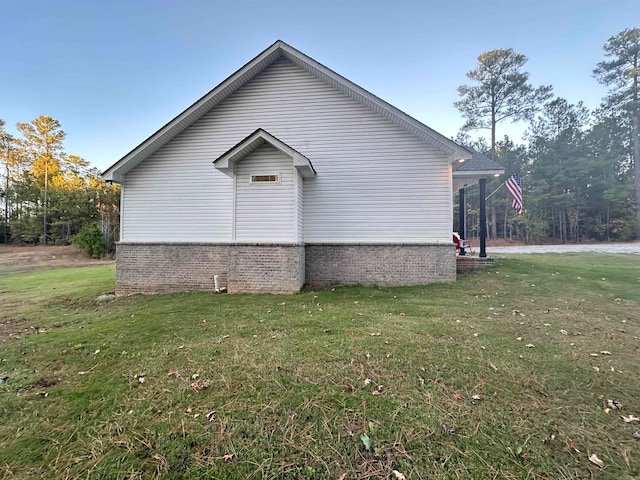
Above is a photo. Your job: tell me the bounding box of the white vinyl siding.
[122,158,232,242]
[295,171,304,243]
[121,58,452,243]
[234,145,295,242]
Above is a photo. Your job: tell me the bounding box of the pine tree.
[16,116,67,243]
[594,28,640,237]
[455,49,553,161]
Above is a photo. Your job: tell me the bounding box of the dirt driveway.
[0,244,113,275]
[486,241,640,255]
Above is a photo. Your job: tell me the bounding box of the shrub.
[73,223,106,258]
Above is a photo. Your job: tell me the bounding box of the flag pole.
[485,182,504,201]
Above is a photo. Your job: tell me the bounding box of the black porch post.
[479,177,487,258]
[458,187,466,256]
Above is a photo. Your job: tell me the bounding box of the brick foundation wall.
[305,244,456,288]
[227,245,305,293]
[116,243,456,295]
[116,243,231,295]
[456,256,495,273]
[116,243,305,295]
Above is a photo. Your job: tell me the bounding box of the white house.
[102,40,502,294]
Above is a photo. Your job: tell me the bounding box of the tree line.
[0,116,119,250]
[455,28,639,243]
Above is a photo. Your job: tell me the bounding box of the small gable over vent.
[213,129,316,178]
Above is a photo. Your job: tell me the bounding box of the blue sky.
[1,0,638,172]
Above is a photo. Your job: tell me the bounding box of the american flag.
[505,173,523,214]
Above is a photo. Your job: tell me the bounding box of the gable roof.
[214,128,316,177]
[102,40,474,183]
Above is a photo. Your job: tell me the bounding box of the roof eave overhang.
[103,171,123,183]
[453,169,505,179]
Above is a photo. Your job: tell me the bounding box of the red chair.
[453,233,472,255]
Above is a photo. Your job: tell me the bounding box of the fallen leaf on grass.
[588,453,604,468]
[337,474,347,480]
[392,470,406,480]
[371,384,384,395]
[632,431,640,439]
[471,394,481,400]
[525,344,535,348]
[607,399,622,409]
[360,433,372,450]
[489,362,498,371]
[569,442,580,453]
[559,329,568,335]
[222,453,234,462]
[191,379,210,393]
[453,393,461,400]
[621,414,639,423]
[364,378,371,386]
[600,350,611,355]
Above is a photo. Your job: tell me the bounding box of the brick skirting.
[456,255,495,272]
[116,243,456,294]
[227,245,305,294]
[116,243,231,295]
[305,244,456,288]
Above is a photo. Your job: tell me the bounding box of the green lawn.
[0,255,639,479]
